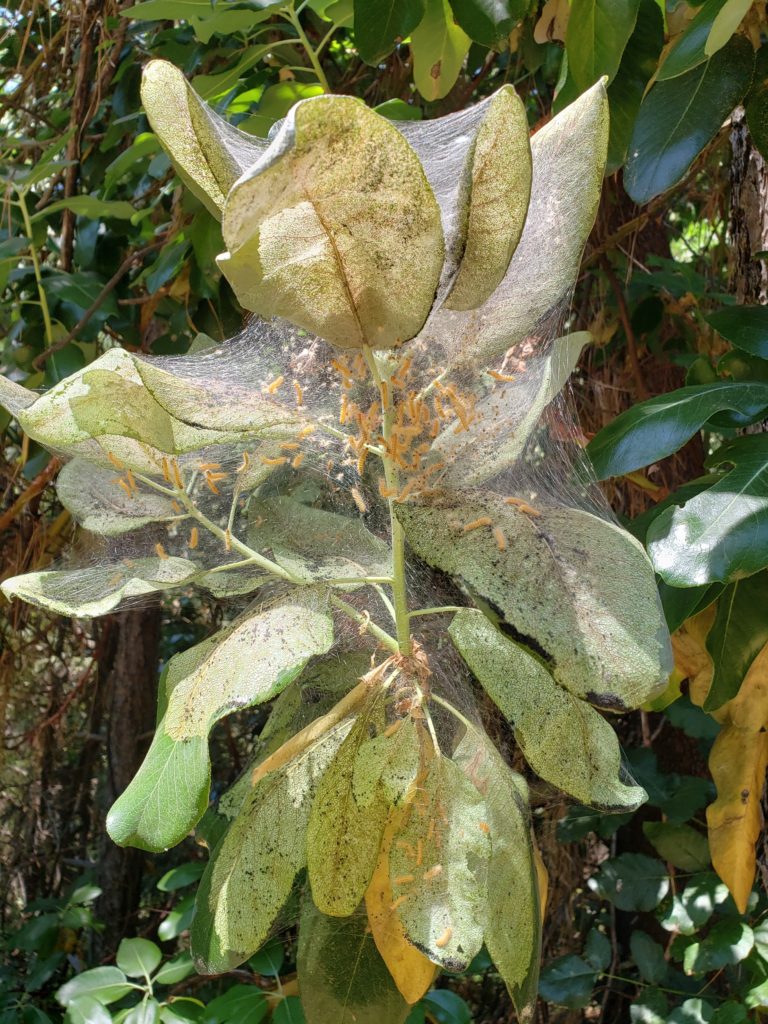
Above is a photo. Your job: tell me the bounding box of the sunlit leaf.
[410,0,471,101]
[56,459,177,535]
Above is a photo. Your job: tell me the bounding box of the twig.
[0,457,61,533]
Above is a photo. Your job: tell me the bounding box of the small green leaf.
[643,822,710,872]
[630,931,668,985]
[588,381,768,479]
[156,862,205,892]
[272,998,306,1024]
[624,35,754,203]
[657,0,726,80]
[410,0,471,101]
[588,854,669,911]
[668,1001,715,1024]
[706,305,768,358]
[538,955,598,1009]
[630,988,669,1024]
[704,571,768,710]
[447,0,527,48]
[659,873,730,935]
[57,967,134,1007]
[57,460,177,535]
[584,930,611,971]
[152,953,195,986]
[116,938,162,979]
[684,920,754,974]
[63,996,112,1024]
[203,985,268,1023]
[354,0,425,64]
[31,197,136,222]
[124,999,160,1024]
[566,0,640,90]
[422,990,472,1024]
[450,610,646,810]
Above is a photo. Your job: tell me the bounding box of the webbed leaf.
[219,95,444,349]
[141,60,267,217]
[453,726,540,1022]
[57,459,177,535]
[352,717,420,809]
[433,332,589,487]
[449,609,646,810]
[297,897,411,1024]
[398,493,671,711]
[249,496,392,584]
[388,753,490,971]
[107,594,334,851]
[306,690,390,916]
[192,719,352,973]
[0,375,35,415]
[1,556,196,618]
[445,86,532,311]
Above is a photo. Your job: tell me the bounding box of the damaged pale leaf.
[219,95,444,349]
[56,459,177,535]
[1,556,196,618]
[297,897,411,1024]
[141,59,267,217]
[398,493,671,711]
[450,609,646,810]
[107,595,334,851]
[249,496,392,584]
[192,719,352,974]
[446,85,532,311]
[352,717,420,810]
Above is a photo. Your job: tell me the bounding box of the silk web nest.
[0,62,672,1024]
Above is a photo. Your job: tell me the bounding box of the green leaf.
[556,805,632,842]
[116,938,162,979]
[63,996,112,1024]
[220,95,444,349]
[410,0,471,101]
[422,991,472,1024]
[388,754,489,971]
[203,985,268,1024]
[56,460,177,535]
[705,0,753,56]
[584,930,611,971]
[684,920,754,974]
[657,0,727,80]
[354,0,425,64]
[642,822,710,872]
[630,933,667,987]
[565,0,640,91]
[400,494,670,711]
[248,497,391,584]
[140,60,267,217]
[706,305,768,357]
[624,35,754,204]
[191,719,352,973]
[606,0,664,171]
[647,436,768,585]
[588,853,669,911]
[538,955,598,1009]
[659,873,730,935]
[587,381,768,479]
[57,967,134,1007]
[374,98,423,120]
[103,134,159,193]
[704,572,768,710]
[432,332,589,487]
[746,48,768,161]
[156,862,205,892]
[297,897,411,1024]
[306,691,392,916]
[453,726,540,1018]
[125,999,160,1024]
[272,998,306,1024]
[447,0,527,48]
[668,1001,715,1024]
[445,85,531,311]
[248,938,284,976]
[630,988,669,1024]
[450,609,646,809]
[157,895,194,942]
[31,197,136,222]
[122,0,224,16]
[152,953,195,986]
[1,557,197,618]
[107,595,334,851]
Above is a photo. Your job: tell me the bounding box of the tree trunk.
[729,107,768,303]
[95,605,161,956]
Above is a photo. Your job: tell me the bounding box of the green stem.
[330,595,400,655]
[17,188,55,351]
[285,8,331,92]
[431,692,478,734]
[409,605,463,619]
[363,346,412,656]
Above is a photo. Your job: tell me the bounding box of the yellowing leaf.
[671,605,716,712]
[364,811,437,1004]
[721,641,768,732]
[706,724,768,914]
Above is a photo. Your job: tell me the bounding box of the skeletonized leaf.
[220,95,444,349]
[307,691,390,916]
[57,459,177,535]
[364,810,438,1004]
[297,896,411,1024]
[0,375,36,415]
[107,594,334,851]
[453,726,540,1021]
[1,556,196,618]
[445,86,532,311]
[249,496,392,584]
[141,59,267,217]
[352,717,420,810]
[432,332,589,487]
[707,724,768,914]
[388,754,490,970]
[450,609,646,810]
[192,719,352,973]
[398,493,671,711]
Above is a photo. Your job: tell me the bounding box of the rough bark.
[730,107,768,303]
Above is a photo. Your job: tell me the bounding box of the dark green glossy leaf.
[354,0,425,64]
[684,920,754,974]
[704,571,768,710]
[422,990,473,1024]
[587,381,768,479]
[538,955,598,1009]
[566,0,640,91]
[642,822,710,872]
[272,997,306,1024]
[606,0,664,171]
[624,35,754,204]
[203,985,268,1024]
[657,0,727,80]
[647,435,768,585]
[630,932,668,985]
[706,305,768,358]
[588,853,669,911]
[447,0,527,48]
[746,47,768,161]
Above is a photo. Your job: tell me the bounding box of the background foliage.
[4,0,768,1021]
